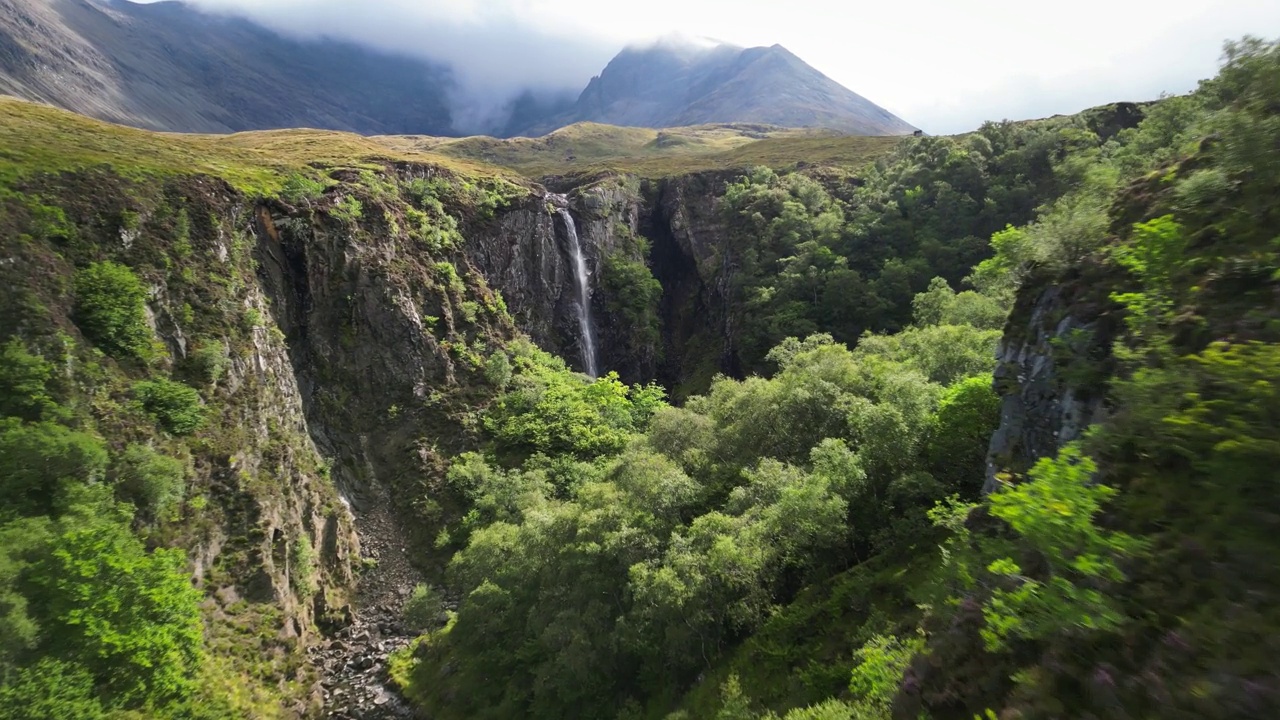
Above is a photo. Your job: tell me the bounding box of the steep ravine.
[258,168,757,716]
[2,160,1136,719]
[252,187,510,717]
[0,162,775,717]
[237,166,792,716]
[241,170,733,716]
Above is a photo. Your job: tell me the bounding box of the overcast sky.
[166,0,1280,134]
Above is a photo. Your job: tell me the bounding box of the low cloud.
[173,0,621,133]
[141,0,1280,136]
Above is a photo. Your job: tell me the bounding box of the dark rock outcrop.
[982,268,1122,494]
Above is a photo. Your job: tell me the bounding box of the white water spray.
[556,207,599,377]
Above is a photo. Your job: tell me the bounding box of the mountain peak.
[0,0,914,139]
[513,41,915,137]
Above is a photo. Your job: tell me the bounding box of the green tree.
[854,325,1001,386]
[0,658,106,720]
[28,498,204,708]
[0,340,57,421]
[716,674,755,720]
[601,253,662,348]
[848,633,923,716]
[113,444,186,521]
[73,262,152,359]
[0,518,52,673]
[982,445,1143,650]
[911,277,1007,330]
[485,344,659,461]
[927,376,1000,496]
[0,419,108,518]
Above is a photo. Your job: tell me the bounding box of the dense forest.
[0,33,1276,720]
[393,37,1280,719]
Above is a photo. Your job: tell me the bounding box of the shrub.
[291,536,317,597]
[330,195,363,223]
[73,262,152,359]
[484,352,512,389]
[433,262,465,294]
[403,583,443,632]
[279,173,327,205]
[186,339,229,386]
[133,379,205,435]
[0,340,57,421]
[22,199,76,243]
[0,419,108,518]
[173,208,192,258]
[114,444,186,521]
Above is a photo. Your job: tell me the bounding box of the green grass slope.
[1,97,904,186]
[375,122,905,178]
[0,96,510,192]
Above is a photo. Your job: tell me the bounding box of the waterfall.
[556,207,599,377]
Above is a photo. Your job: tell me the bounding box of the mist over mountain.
[0,0,467,133]
[512,36,917,136]
[0,0,461,134]
[0,0,916,137]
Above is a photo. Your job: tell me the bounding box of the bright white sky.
[173,0,1280,134]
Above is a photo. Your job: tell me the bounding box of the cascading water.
[556,207,600,377]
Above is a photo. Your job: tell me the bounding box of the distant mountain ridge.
[0,2,915,137]
[515,38,916,137]
[0,0,456,134]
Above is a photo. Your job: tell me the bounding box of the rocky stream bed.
[311,493,422,719]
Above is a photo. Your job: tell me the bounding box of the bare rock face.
[463,190,577,365]
[466,170,749,389]
[982,270,1122,494]
[465,176,663,382]
[646,171,744,388]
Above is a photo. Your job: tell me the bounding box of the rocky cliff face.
[0,169,371,715]
[643,171,743,391]
[982,267,1121,494]
[466,171,741,388]
[0,157,769,716]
